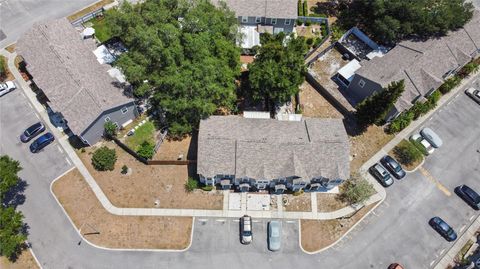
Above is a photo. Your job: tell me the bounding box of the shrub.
[438,76,461,94]
[388,111,414,134]
[393,140,423,165]
[121,165,128,174]
[340,176,375,205]
[409,137,429,156]
[458,62,479,78]
[296,19,303,26]
[293,189,304,196]
[91,146,117,171]
[303,1,308,16]
[298,0,303,16]
[0,57,6,79]
[306,37,314,46]
[185,177,198,192]
[320,23,328,37]
[136,141,155,159]
[201,185,214,191]
[104,121,117,138]
[305,19,312,26]
[313,37,323,47]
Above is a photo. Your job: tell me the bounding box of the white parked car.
[410,134,435,155]
[466,87,480,104]
[240,215,252,244]
[0,81,16,97]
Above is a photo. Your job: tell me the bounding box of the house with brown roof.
[197,115,350,193]
[345,11,480,121]
[213,0,298,49]
[17,18,138,145]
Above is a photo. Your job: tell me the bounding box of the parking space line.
[27,102,33,109]
[232,219,240,222]
[430,260,436,267]
[470,215,476,221]
[285,220,296,224]
[57,145,63,153]
[460,224,467,233]
[215,219,225,222]
[197,219,208,222]
[440,248,446,255]
[65,157,71,166]
[34,113,40,119]
[418,167,451,196]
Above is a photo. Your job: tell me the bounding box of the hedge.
[303,1,308,16]
[298,0,304,16]
[438,76,461,94]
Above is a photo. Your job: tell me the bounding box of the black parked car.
[380,155,406,179]
[429,217,457,242]
[30,132,55,153]
[455,185,480,210]
[369,163,394,187]
[20,122,45,143]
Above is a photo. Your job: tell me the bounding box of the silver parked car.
[420,128,443,148]
[466,87,480,104]
[268,220,281,251]
[241,215,252,244]
[0,81,16,97]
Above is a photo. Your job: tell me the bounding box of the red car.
[388,264,404,269]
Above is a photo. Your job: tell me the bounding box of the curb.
[298,193,385,255]
[27,243,43,269]
[403,156,425,173]
[49,168,195,253]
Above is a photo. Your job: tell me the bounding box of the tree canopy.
[248,33,308,104]
[0,206,27,260]
[105,0,240,136]
[355,80,405,126]
[0,155,22,203]
[337,0,474,44]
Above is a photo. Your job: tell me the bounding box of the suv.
[369,163,394,187]
[20,122,45,143]
[30,132,55,153]
[380,155,406,179]
[240,215,252,244]
[0,81,16,97]
[455,185,480,210]
[429,217,457,242]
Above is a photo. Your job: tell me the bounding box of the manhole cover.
[0,29,6,41]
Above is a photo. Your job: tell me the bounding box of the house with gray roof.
[197,115,350,193]
[345,11,480,121]
[17,18,138,145]
[213,0,298,49]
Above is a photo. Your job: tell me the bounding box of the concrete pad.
[246,193,270,211]
[229,193,241,210]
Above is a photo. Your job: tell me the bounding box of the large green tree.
[355,80,405,126]
[337,0,474,44]
[0,206,27,260]
[0,155,22,203]
[105,0,240,136]
[248,33,308,104]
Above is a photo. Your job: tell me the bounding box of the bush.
[388,111,414,134]
[91,146,117,171]
[296,19,303,26]
[121,165,128,174]
[303,1,308,16]
[306,37,314,46]
[104,121,117,138]
[340,176,375,205]
[185,177,198,192]
[313,37,324,47]
[409,137,429,156]
[305,19,312,26]
[393,140,423,165]
[438,76,461,94]
[0,57,6,79]
[293,189,304,196]
[458,62,479,78]
[136,141,155,159]
[320,23,328,37]
[298,0,303,16]
[201,185,214,191]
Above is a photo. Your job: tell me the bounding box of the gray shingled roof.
[212,0,298,19]
[16,18,132,135]
[197,116,350,181]
[356,11,480,112]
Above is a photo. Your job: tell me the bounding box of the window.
[121,106,128,114]
[285,19,290,25]
[104,116,111,122]
[241,16,248,23]
[358,79,366,88]
[271,18,277,25]
[255,17,261,23]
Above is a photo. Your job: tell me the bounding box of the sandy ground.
[52,169,193,250]
[154,135,196,161]
[78,141,223,209]
[317,193,348,212]
[284,194,312,212]
[0,249,39,269]
[300,202,378,252]
[299,81,343,119]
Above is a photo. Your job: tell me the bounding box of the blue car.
[429,217,457,242]
[30,132,55,153]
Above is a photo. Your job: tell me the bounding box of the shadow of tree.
[3,178,28,208]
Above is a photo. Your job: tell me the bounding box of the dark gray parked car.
[369,163,394,187]
[380,155,406,179]
[20,122,45,143]
[429,217,457,242]
[455,185,480,210]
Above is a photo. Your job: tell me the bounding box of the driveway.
[0,0,97,47]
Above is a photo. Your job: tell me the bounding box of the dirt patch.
[154,135,197,161]
[78,141,222,209]
[5,43,16,53]
[52,169,193,250]
[348,123,394,172]
[299,81,343,118]
[0,55,15,81]
[0,250,39,269]
[317,193,348,212]
[295,25,322,39]
[300,202,378,252]
[284,194,312,212]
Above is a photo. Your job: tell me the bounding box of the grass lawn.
[52,168,193,249]
[390,139,424,171]
[91,17,112,43]
[125,120,155,150]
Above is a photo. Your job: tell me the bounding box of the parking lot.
[190,218,299,254]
